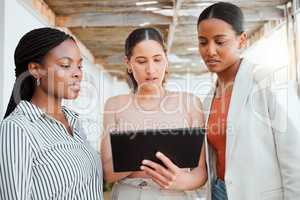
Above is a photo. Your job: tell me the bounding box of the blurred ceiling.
[42,0,289,79]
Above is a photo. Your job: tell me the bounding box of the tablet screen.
[110,127,205,172]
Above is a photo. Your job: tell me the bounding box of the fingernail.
[142,160,148,164]
[156,152,162,157]
[140,166,144,170]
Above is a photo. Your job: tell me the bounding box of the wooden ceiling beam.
[242,7,284,22]
[18,0,56,26]
[158,7,284,23]
[45,0,173,8]
[56,12,172,27]
[167,0,184,53]
[18,0,96,64]
[182,0,288,8]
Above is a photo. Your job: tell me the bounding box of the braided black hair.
[4,27,74,119]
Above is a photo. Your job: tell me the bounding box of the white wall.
[0,0,5,118]
[295,14,300,81]
[1,0,48,119]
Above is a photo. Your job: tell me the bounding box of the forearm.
[102,158,132,183]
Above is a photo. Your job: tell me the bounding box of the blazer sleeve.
[268,80,300,199]
[0,120,33,200]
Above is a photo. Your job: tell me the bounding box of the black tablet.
[110,127,205,172]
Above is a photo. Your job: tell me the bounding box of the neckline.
[131,90,168,113]
[214,86,233,99]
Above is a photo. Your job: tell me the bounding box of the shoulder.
[249,60,299,112]
[0,115,30,141]
[244,58,285,87]
[250,62,297,95]
[0,117,34,157]
[252,64,277,84]
[1,111,31,131]
[241,58,284,94]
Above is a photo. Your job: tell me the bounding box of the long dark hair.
[4,27,74,119]
[124,27,167,92]
[197,2,244,35]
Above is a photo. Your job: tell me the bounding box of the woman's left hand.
[140,151,187,190]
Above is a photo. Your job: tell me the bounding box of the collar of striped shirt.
[10,101,89,140]
[16,100,79,122]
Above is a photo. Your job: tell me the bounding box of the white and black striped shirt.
[0,101,103,200]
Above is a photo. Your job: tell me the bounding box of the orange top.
[207,89,232,181]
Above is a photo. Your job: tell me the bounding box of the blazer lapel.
[225,59,254,169]
[202,75,217,200]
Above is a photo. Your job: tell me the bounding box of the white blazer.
[203,58,300,200]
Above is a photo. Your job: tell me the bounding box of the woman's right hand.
[140,152,191,190]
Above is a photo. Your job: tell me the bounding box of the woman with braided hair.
[0,27,103,199]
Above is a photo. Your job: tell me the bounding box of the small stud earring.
[36,78,40,86]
